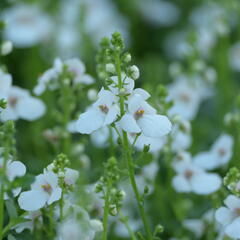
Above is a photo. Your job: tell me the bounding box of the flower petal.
[104,104,119,125]
[48,187,62,205]
[18,190,48,211]
[172,175,191,192]
[191,173,221,195]
[193,151,217,170]
[224,195,240,211]
[120,114,141,133]
[17,97,46,121]
[215,207,233,226]
[7,161,26,181]
[137,114,172,138]
[76,108,104,134]
[225,217,240,238]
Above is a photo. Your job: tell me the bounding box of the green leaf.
[8,235,16,240]
[5,200,18,219]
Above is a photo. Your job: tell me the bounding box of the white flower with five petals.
[215,195,240,239]
[76,89,119,134]
[18,171,62,211]
[0,86,46,121]
[172,153,221,195]
[120,94,172,138]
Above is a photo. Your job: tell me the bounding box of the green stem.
[123,132,153,240]
[114,51,152,239]
[102,184,110,240]
[119,211,137,240]
[0,134,11,240]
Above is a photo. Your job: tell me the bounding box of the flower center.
[184,169,193,179]
[99,104,109,113]
[41,183,52,194]
[234,208,240,215]
[9,97,18,107]
[218,148,226,157]
[180,93,190,103]
[134,109,145,119]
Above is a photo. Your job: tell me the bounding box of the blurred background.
[1,0,240,239]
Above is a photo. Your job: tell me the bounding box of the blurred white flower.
[138,0,180,27]
[1,40,13,56]
[34,58,94,95]
[120,94,172,138]
[3,4,52,47]
[0,69,12,100]
[0,157,26,199]
[183,219,204,238]
[76,89,119,134]
[229,42,240,72]
[215,195,240,239]
[14,211,42,233]
[18,171,62,211]
[0,86,46,121]
[167,76,211,120]
[194,134,233,170]
[57,206,102,240]
[172,153,221,195]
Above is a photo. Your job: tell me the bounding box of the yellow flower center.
[135,109,145,119]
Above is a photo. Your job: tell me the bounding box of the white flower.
[18,171,62,211]
[138,0,179,27]
[64,168,79,186]
[120,94,172,138]
[0,157,26,199]
[1,41,13,56]
[215,195,240,239]
[3,4,52,47]
[0,69,12,100]
[167,77,202,120]
[76,89,119,134]
[14,211,42,233]
[183,219,205,238]
[172,154,221,195]
[0,86,46,121]
[34,58,94,95]
[194,134,233,170]
[65,58,94,85]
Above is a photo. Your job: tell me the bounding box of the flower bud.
[129,65,140,80]
[1,41,13,56]
[105,63,115,74]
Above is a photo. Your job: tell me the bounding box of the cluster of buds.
[224,167,240,196]
[96,32,139,85]
[95,157,125,216]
